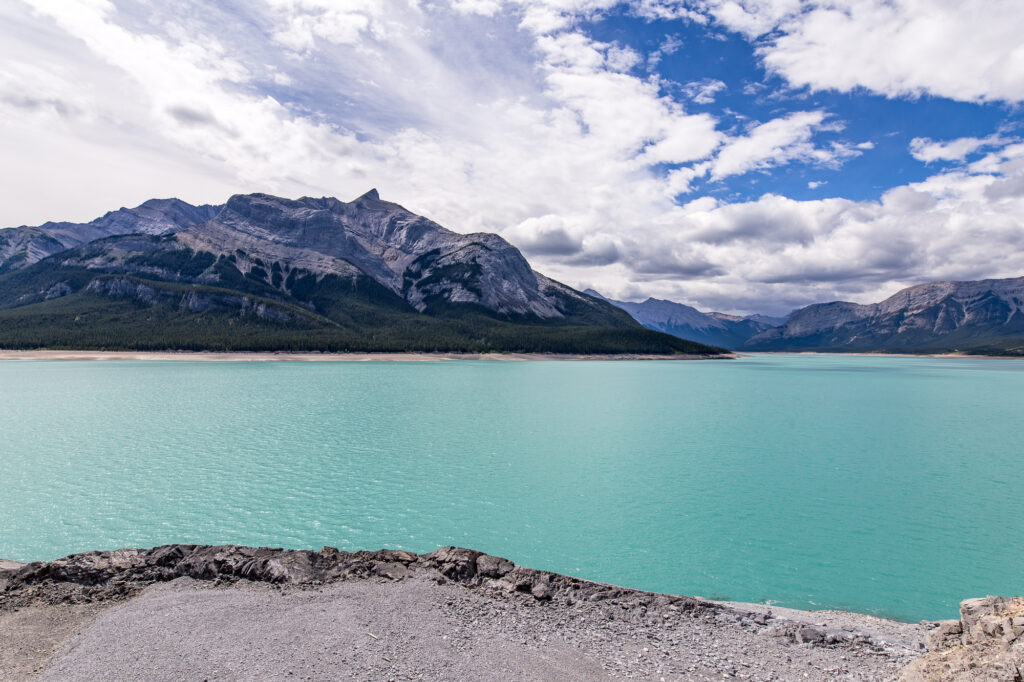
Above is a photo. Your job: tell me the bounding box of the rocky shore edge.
[1,545,1020,680]
[0,543,889,648]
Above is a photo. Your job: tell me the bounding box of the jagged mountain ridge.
[0,191,722,354]
[176,190,582,319]
[586,290,779,350]
[745,277,1024,353]
[0,199,220,274]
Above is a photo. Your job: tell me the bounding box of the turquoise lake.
[1,354,1021,622]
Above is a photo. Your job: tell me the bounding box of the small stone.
[476,554,514,579]
[795,626,825,644]
[531,580,554,601]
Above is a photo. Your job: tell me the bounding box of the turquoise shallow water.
[1,354,1021,621]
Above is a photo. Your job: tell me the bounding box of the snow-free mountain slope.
[0,191,719,355]
[177,190,591,320]
[586,290,779,349]
[0,199,221,274]
[745,277,1024,353]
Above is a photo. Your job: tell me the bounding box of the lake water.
[1,354,1021,622]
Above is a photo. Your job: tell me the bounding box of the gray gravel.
[31,576,923,681]
[1,546,929,680]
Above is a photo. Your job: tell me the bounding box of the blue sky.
[1,0,1023,314]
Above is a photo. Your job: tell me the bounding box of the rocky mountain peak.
[175,190,584,319]
[355,188,381,202]
[0,197,221,273]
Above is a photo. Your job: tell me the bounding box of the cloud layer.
[1,0,1023,315]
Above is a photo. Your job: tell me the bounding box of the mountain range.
[5,190,1020,356]
[744,277,1024,354]
[0,191,723,355]
[594,279,1024,355]
[584,291,782,350]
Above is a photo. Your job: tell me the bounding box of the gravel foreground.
[0,545,974,681]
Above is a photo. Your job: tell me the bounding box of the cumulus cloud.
[267,0,378,51]
[709,111,859,180]
[504,215,584,256]
[693,0,1024,103]
[565,162,1024,314]
[909,135,1008,163]
[490,1,1024,103]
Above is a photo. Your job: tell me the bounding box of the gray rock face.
[78,274,293,322]
[0,190,652,335]
[959,596,1024,646]
[903,596,1024,681]
[746,277,1024,352]
[1,544,706,615]
[85,278,162,305]
[89,199,221,238]
[0,199,220,273]
[177,191,577,319]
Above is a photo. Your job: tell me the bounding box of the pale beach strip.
[0,350,735,362]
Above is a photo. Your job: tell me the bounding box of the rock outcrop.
[1,544,712,615]
[903,596,1024,681]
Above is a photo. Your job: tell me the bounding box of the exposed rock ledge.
[0,545,1014,680]
[901,595,1024,681]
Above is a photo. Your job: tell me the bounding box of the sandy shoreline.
[0,349,733,362]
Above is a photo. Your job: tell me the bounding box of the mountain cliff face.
[0,191,719,354]
[176,190,587,319]
[0,199,220,274]
[745,277,1024,353]
[586,290,779,349]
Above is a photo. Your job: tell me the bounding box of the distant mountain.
[586,290,780,349]
[744,277,1024,355]
[743,313,789,327]
[0,191,725,355]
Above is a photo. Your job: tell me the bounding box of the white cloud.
[807,180,825,189]
[683,78,726,104]
[709,110,858,180]
[567,162,1024,314]
[695,0,1024,103]
[265,0,382,51]
[450,0,504,15]
[646,33,683,69]
[631,0,707,22]
[537,31,723,164]
[909,135,1008,163]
